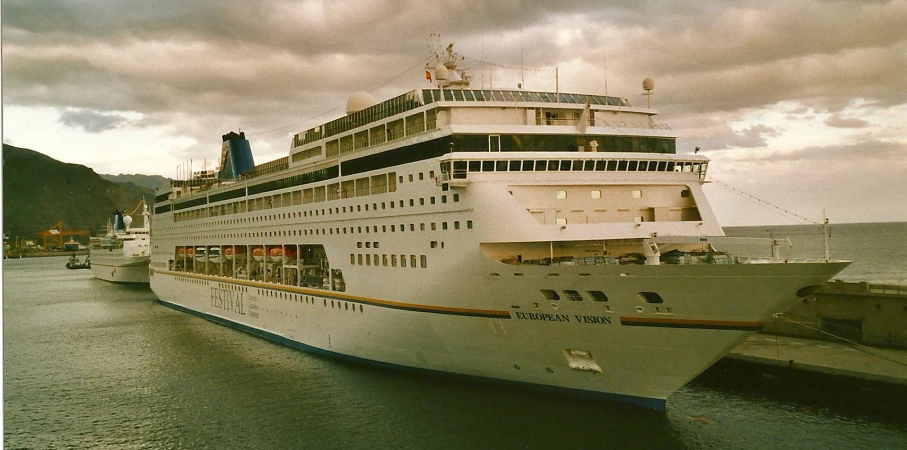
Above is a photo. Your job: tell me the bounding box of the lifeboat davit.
[251,246,266,262]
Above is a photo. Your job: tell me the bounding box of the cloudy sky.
[3,0,906,226]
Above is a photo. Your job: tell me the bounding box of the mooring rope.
[771,313,907,367]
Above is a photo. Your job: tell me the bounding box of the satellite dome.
[642,78,655,91]
[346,91,376,114]
[434,63,449,81]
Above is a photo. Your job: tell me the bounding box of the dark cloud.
[58,108,131,132]
[825,114,870,128]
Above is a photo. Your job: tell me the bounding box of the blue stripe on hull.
[157,299,667,411]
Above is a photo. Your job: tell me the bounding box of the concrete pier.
[727,334,907,386]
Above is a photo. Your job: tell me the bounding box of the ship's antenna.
[520,31,525,90]
[823,210,830,262]
[603,56,608,96]
[642,78,654,108]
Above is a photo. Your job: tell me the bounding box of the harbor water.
[4,223,907,449]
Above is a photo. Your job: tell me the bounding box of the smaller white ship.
[90,200,151,284]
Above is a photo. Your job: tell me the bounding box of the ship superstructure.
[149,43,849,409]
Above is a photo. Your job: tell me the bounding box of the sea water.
[4,223,907,449]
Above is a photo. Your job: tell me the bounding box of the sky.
[2,0,906,226]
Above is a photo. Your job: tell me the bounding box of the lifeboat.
[186,247,196,259]
[207,247,222,264]
[224,246,246,261]
[283,247,298,265]
[194,247,207,262]
[267,247,283,263]
[177,247,187,258]
[251,246,266,262]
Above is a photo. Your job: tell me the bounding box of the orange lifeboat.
[177,247,187,258]
[283,247,298,264]
[224,246,246,261]
[267,247,283,262]
[251,246,266,262]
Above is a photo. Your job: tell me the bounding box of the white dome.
[346,91,376,114]
[642,78,655,91]
[123,215,133,228]
[434,63,449,81]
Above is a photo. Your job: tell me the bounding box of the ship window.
[420,198,425,205]
[453,194,459,202]
[482,161,494,171]
[556,218,567,225]
[442,222,448,230]
[431,241,438,248]
[400,200,404,207]
[639,292,664,304]
[410,255,417,268]
[399,175,404,184]
[365,242,371,248]
[591,190,601,199]
[657,161,667,171]
[522,160,533,171]
[607,160,618,171]
[431,223,436,230]
[564,290,583,301]
[496,161,508,171]
[391,255,398,267]
[681,189,691,198]
[469,161,480,172]
[634,216,644,223]
[421,255,427,268]
[535,160,547,171]
[467,220,473,229]
[632,190,642,199]
[410,224,415,231]
[628,161,639,171]
[617,160,628,171]
[441,195,447,203]
[357,254,363,265]
[587,291,609,302]
[548,160,559,171]
[382,255,388,266]
[454,221,460,229]
[541,290,560,301]
[401,255,407,267]
[509,160,521,171]
[365,254,371,265]
[556,190,567,199]
[561,160,572,171]
[583,160,595,171]
[408,174,414,182]
[419,172,424,180]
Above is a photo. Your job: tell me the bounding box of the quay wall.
[763,280,907,349]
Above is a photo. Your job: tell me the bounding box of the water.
[4,224,907,449]
[724,222,907,284]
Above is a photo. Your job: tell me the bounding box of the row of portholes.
[259,288,365,313]
[168,220,475,241]
[168,191,461,227]
[541,289,665,304]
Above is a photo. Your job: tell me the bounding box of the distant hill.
[99,173,170,190]
[2,144,155,244]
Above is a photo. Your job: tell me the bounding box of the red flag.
[425,69,432,81]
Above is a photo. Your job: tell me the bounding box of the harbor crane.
[36,221,89,250]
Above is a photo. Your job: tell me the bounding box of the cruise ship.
[149,43,849,409]
[92,200,152,284]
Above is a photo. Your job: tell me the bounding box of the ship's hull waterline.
[151,259,847,409]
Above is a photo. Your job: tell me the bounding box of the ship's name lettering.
[514,312,612,325]
[515,312,569,322]
[211,287,246,315]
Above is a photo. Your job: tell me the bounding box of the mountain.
[2,144,155,243]
[99,173,170,190]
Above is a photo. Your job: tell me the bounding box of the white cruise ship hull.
[151,259,847,408]
[91,252,150,284]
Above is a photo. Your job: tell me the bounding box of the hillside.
[99,173,170,190]
[2,144,155,244]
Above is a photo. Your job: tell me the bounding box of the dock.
[727,334,907,386]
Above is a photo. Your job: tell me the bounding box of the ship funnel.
[218,131,255,180]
